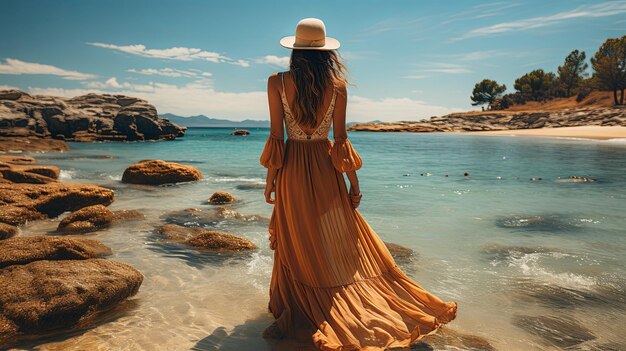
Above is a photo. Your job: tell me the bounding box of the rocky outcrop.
[348,107,626,133]
[57,205,114,233]
[0,89,185,142]
[208,191,237,205]
[0,182,114,225]
[0,223,18,240]
[0,156,60,184]
[122,160,202,185]
[158,223,257,251]
[0,236,112,268]
[0,258,142,346]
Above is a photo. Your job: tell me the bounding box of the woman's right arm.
[260,73,285,205]
[331,83,363,208]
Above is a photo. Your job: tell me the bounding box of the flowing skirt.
[267,138,457,350]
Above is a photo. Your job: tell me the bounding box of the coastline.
[464,126,626,140]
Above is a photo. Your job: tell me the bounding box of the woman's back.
[279,71,337,140]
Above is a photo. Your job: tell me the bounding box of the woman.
[259,18,457,350]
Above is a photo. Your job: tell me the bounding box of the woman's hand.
[265,181,276,205]
[349,183,361,209]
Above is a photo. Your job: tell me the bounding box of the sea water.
[11,128,626,350]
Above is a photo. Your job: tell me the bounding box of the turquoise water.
[14,128,626,350]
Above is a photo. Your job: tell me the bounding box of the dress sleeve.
[331,136,362,172]
[260,73,286,169]
[260,135,285,169]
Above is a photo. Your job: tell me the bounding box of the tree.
[557,50,588,97]
[591,35,626,105]
[470,79,507,109]
[514,69,558,102]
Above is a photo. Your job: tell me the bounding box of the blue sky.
[1,0,624,122]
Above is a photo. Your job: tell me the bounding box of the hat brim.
[279,36,340,50]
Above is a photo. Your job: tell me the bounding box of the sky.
[0,0,624,122]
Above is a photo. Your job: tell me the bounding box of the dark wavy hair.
[289,50,348,128]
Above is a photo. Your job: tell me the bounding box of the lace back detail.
[281,72,336,141]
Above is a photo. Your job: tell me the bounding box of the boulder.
[0,182,114,224]
[383,242,414,259]
[57,205,114,233]
[0,223,18,240]
[0,259,142,346]
[208,191,237,205]
[122,160,202,185]
[230,129,250,135]
[0,169,57,184]
[0,236,112,268]
[112,209,145,223]
[0,206,45,226]
[157,224,257,251]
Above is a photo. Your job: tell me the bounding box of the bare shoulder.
[334,79,347,96]
[267,72,280,85]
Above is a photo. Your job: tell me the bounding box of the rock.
[112,209,145,223]
[208,191,237,205]
[57,205,114,233]
[163,207,268,227]
[0,235,112,268]
[383,242,414,258]
[0,182,114,224]
[414,328,495,351]
[0,206,46,226]
[0,155,36,165]
[0,259,142,346]
[0,89,185,142]
[122,160,202,185]
[157,224,257,251]
[230,129,250,135]
[512,315,595,348]
[0,90,25,100]
[0,169,57,184]
[0,223,18,240]
[236,182,266,190]
[558,176,596,183]
[0,137,68,152]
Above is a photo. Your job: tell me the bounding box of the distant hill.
[161,113,270,128]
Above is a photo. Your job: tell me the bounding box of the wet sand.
[466,126,626,140]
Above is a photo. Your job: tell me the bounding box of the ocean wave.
[59,169,76,180]
[605,138,626,143]
[212,177,264,183]
[107,174,122,181]
[508,252,596,289]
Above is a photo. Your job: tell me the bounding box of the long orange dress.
[260,72,457,350]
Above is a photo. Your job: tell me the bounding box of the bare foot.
[262,321,283,339]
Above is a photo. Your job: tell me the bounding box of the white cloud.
[0,58,95,80]
[459,1,626,39]
[403,75,429,80]
[408,62,471,76]
[127,68,213,78]
[256,55,290,68]
[87,42,250,67]
[28,77,460,122]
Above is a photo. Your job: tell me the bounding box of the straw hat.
[280,18,340,50]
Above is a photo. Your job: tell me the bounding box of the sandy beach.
[466,126,626,140]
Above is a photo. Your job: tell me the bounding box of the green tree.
[557,50,588,97]
[514,69,557,102]
[470,79,507,109]
[591,35,626,105]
